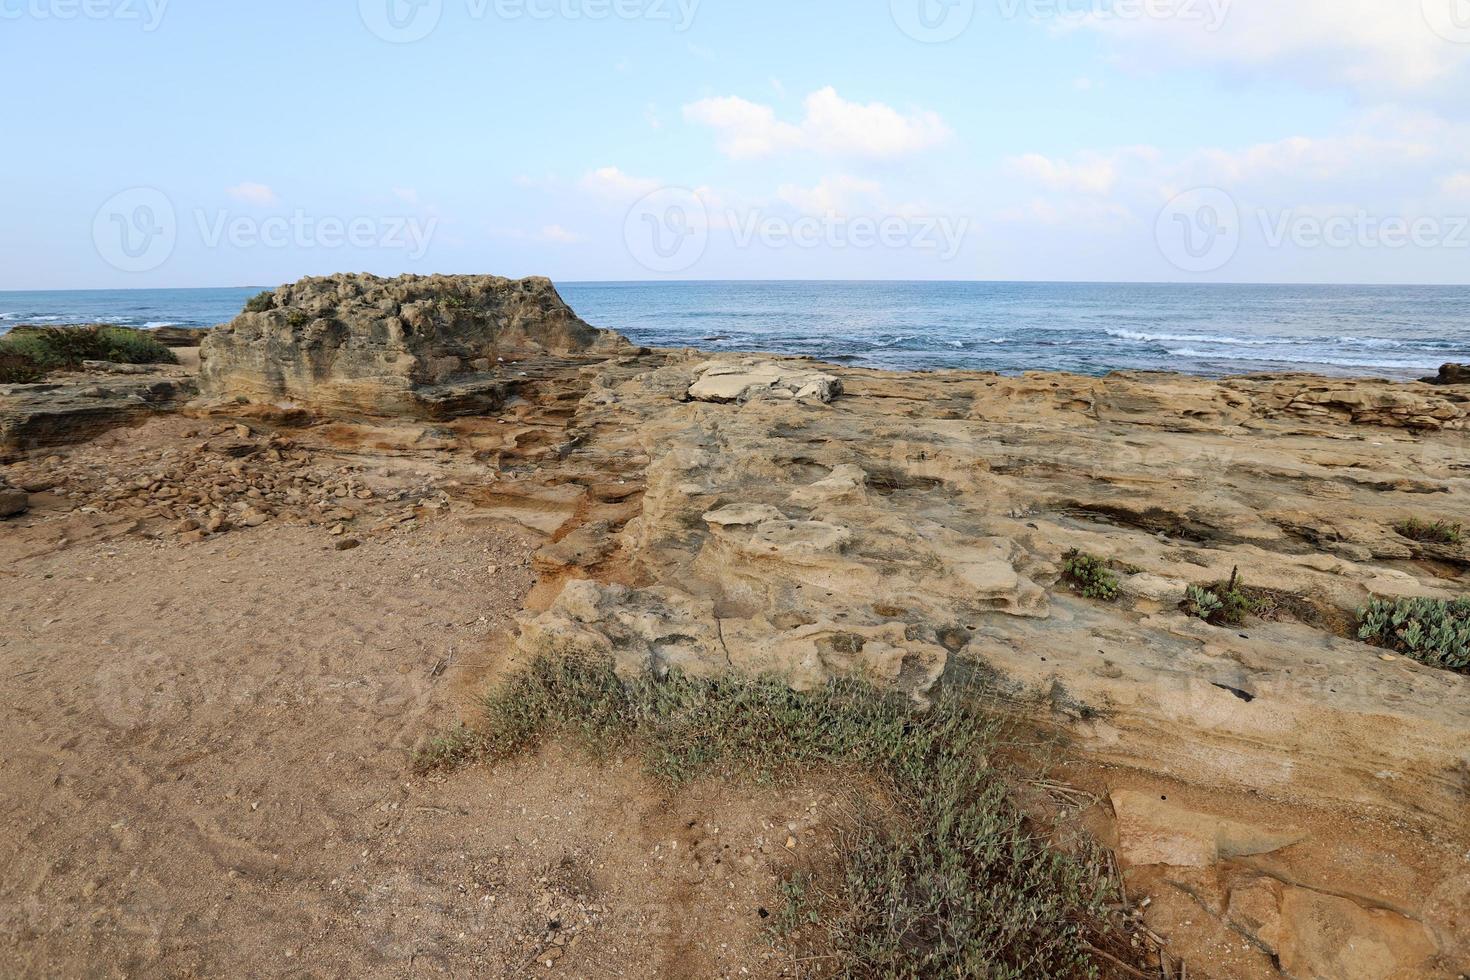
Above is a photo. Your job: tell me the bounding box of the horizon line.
[6,278,1470,294]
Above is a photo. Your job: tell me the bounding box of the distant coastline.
[3,281,1467,381]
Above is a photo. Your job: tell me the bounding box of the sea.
[2,282,1467,381]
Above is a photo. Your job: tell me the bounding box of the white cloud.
[1072,0,1470,93]
[539,224,586,244]
[995,196,1136,228]
[578,166,663,201]
[226,182,278,207]
[392,187,420,206]
[801,87,951,158]
[684,87,951,160]
[999,108,1470,240]
[776,175,884,215]
[1170,110,1463,191]
[1009,152,1121,195]
[1442,172,1470,200]
[682,96,803,159]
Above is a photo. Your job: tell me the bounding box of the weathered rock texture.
[25,288,1467,975]
[686,359,842,404]
[444,351,1468,975]
[199,274,626,418]
[1423,363,1470,386]
[0,475,26,518]
[1,375,196,456]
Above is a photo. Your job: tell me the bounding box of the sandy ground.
[0,500,833,978]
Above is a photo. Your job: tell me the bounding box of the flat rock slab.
[1,377,195,454]
[687,360,841,404]
[1112,790,1307,868]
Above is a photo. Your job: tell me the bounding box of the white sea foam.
[1108,328,1274,346]
[1166,348,1435,370]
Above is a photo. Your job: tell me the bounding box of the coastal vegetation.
[1060,549,1122,602]
[1359,596,1470,674]
[0,352,46,384]
[419,655,1139,978]
[0,325,177,372]
[1394,518,1463,546]
[1182,568,1263,627]
[243,290,275,313]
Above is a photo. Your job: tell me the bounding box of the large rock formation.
[199,273,626,418]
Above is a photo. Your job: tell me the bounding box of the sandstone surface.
[6,285,1469,977]
[1,373,196,455]
[0,474,26,517]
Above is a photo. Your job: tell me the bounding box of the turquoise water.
[3,282,1467,380]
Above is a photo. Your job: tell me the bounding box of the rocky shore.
[2,274,1467,978]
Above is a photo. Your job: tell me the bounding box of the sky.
[3,0,1470,288]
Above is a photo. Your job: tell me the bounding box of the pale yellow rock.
[1111,790,1308,868]
[702,503,785,527]
[686,360,841,404]
[1276,887,1437,980]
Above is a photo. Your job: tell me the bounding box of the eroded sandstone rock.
[686,359,842,404]
[199,273,626,418]
[0,475,27,518]
[1422,363,1469,386]
[1,376,196,454]
[1111,790,1307,868]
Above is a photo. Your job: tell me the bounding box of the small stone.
[234,424,252,439]
[335,539,362,552]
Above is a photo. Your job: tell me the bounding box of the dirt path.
[0,510,824,978]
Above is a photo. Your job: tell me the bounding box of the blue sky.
[3,0,1470,287]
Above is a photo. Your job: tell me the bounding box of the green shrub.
[285,309,311,328]
[1183,585,1224,622]
[0,351,46,384]
[1394,518,1463,546]
[243,290,275,313]
[1359,596,1470,674]
[1060,549,1122,601]
[96,326,180,365]
[1183,568,1259,626]
[0,326,177,369]
[421,656,1138,978]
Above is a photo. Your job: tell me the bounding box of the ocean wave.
[1108,328,1274,346]
[144,321,182,329]
[1334,336,1411,349]
[1166,348,1436,370]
